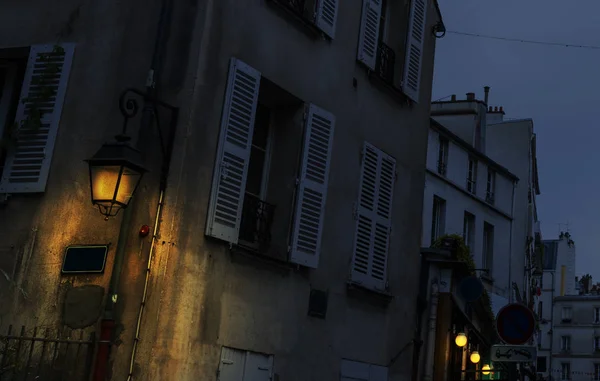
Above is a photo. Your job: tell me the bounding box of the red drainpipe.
[93,318,115,381]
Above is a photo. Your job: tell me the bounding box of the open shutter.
[315,0,339,39]
[205,58,260,243]
[0,44,75,194]
[356,0,382,70]
[289,104,335,268]
[243,352,273,381]
[402,0,427,102]
[350,142,396,290]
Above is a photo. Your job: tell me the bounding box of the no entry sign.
[496,303,536,345]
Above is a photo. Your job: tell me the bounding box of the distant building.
[537,236,577,380]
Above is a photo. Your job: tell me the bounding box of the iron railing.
[239,193,276,252]
[0,325,95,381]
[485,191,495,205]
[270,0,307,17]
[375,41,396,85]
[437,161,447,176]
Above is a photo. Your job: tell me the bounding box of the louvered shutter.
[356,0,382,70]
[315,0,339,39]
[289,104,335,268]
[205,58,260,243]
[350,142,396,290]
[0,44,75,194]
[402,0,427,102]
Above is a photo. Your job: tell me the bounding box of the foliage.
[0,45,64,149]
[432,234,495,323]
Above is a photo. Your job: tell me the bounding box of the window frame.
[562,306,573,322]
[561,335,571,351]
[462,211,475,251]
[437,136,448,176]
[482,222,494,275]
[594,306,600,324]
[560,362,570,380]
[486,168,496,204]
[431,196,446,244]
[594,363,600,381]
[467,157,477,194]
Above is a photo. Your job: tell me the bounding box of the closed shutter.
[356,0,382,70]
[315,0,339,39]
[369,365,389,381]
[218,347,246,381]
[243,352,273,381]
[0,43,75,194]
[289,104,335,268]
[205,58,260,243]
[402,0,427,102]
[350,142,396,290]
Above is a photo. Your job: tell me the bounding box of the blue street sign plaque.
[495,303,536,345]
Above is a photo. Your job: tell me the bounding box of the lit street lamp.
[86,88,177,219]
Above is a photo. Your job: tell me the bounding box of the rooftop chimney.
[466,92,475,101]
[499,106,504,113]
[484,86,490,105]
[451,94,456,101]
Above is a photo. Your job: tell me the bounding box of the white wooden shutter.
[402,0,427,102]
[315,0,339,39]
[289,104,335,268]
[243,352,273,381]
[356,0,382,70]
[350,142,396,290]
[218,347,245,381]
[0,44,75,194]
[205,58,260,243]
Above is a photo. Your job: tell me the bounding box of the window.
[462,212,475,250]
[561,336,571,351]
[350,142,396,291]
[268,0,339,39]
[467,158,477,194]
[482,222,494,275]
[431,196,446,245]
[217,347,273,381]
[561,363,570,380]
[562,307,572,322]
[536,356,547,373]
[0,44,75,194]
[486,169,496,204]
[538,301,543,319]
[595,336,600,351]
[356,0,428,102]
[206,58,335,269]
[594,363,600,380]
[340,359,388,381]
[437,137,448,176]
[594,307,600,323]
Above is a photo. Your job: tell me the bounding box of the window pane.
[246,147,266,196]
[252,104,271,149]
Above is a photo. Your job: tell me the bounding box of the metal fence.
[0,325,95,381]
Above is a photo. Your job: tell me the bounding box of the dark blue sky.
[433,1,599,279]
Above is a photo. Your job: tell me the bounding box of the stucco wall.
[0,0,442,380]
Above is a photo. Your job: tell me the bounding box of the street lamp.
[470,351,480,364]
[482,364,492,375]
[86,88,177,219]
[455,332,467,347]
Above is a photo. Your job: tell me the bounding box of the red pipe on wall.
[93,319,115,381]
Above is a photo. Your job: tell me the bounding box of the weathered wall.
[0,0,441,380]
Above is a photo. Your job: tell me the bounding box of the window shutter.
[243,352,273,381]
[218,347,246,381]
[350,142,396,290]
[0,43,75,194]
[402,0,427,102]
[356,0,382,70]
[289,103,335,268]
[205,58,260,244]
[315,0,339,39]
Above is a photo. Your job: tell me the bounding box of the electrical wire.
[447,30,600,50]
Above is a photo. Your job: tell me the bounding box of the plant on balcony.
[0,45,64,149]
[432,234,495,323]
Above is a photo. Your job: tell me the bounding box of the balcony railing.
[270,0,307,18]
[485,192,495,205]
[239,193,276,252]
[375,41,396,85]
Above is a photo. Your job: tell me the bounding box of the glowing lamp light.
[482,364,492,375]
[86,139,147,219]
[455,332,467,347]
[470,351,481,364]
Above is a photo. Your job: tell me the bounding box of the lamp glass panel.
[115,167,142,205]
[91,165,121,202]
